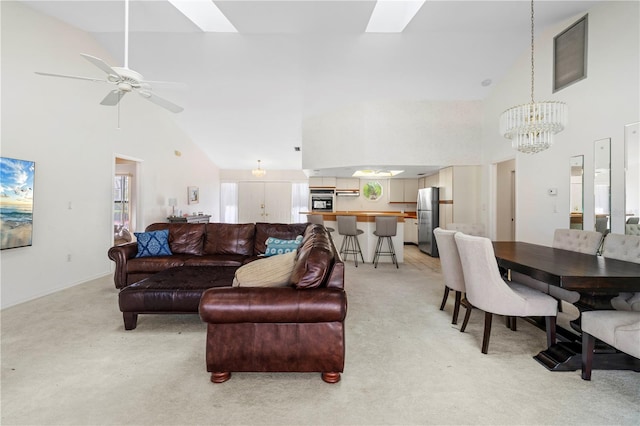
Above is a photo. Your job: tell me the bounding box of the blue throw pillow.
[134,229,172,258]
[264,235,303,257]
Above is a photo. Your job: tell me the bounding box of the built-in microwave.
[310,189,335,212]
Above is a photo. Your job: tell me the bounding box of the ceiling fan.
[35,0,184,114]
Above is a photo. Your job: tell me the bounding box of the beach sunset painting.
[1,157,35,250]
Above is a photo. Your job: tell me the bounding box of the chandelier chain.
[530,0,535,105]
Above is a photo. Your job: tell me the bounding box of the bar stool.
[372,216,398,268]
[306,214,335,233]
[337,215,365,267]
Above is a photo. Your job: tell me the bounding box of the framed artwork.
[553,14,588,92]
[1,157,35,250]
[188,186,199,204]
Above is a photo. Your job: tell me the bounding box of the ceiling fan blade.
[35,71,107,83]
[100,90,125,106]
[80,54,121,77]
[138,90,184,113]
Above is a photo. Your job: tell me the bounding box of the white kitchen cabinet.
[403,218,418,244]
[389,179,420,203]
[336,178,359,190]
[403,179,419,204]
[238,182,292,223]
[437,166,481,230]
[309,177,336,187]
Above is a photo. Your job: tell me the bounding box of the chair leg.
[452,291,461,325]
[581,331,595,380]
[355,236,365,264]
[387,237,398,268]
[481,311,493,354]
[460,298,473,333]
[545,316,557,348]
[373,237,382,267]
[439,287,450,311]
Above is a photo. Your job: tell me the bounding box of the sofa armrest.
[108,242,138,289]
[199,287,347,324]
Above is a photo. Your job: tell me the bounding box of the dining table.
[492,241,640,372]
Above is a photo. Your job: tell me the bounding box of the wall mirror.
[625,122,639,234]
[594,138,611,234]
[570,155,584,229]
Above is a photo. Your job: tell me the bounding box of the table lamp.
[168,198,178,217]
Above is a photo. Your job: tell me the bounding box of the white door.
[238,182,265,223]
[238,182,293,223]
[264,182,292,223]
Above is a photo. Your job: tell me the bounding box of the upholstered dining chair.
[581,310,640,380]
[445,223,486,237]
[454,233,558,354]
[306,214,335,233]
[511,228,603,305]
[602,233,640,312]
[433,228,472,325]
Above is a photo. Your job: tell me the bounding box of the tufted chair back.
[625,224,640,236]
[552,229,603,255]
[446,223,486,237]
[602,233,640,263]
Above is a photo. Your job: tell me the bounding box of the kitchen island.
[303,211,408,264]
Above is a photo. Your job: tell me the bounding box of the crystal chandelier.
[251,160,266,177]
[499,0,568,154]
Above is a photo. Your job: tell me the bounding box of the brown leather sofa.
[108,222,308,289]
[199,224,346,384]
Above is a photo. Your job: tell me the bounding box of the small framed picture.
[188,186,199,205]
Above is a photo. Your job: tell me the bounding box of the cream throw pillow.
[232,250,297,287]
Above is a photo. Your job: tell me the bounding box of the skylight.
[365,0,426,33]
[168,0,237,32]
[352,170,404,177]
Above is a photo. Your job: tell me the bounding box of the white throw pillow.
[232,250,297,287]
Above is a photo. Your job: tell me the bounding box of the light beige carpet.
[1,246,639,425]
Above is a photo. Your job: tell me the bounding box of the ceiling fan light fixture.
[252,160,266,178]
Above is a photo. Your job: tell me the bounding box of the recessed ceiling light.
[168,0,237,32]
[481,79,493,87]
[366,1,426,33]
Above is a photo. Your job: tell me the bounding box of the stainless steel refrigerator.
[417,187,439,257]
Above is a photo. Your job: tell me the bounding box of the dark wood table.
[492,241,640,372]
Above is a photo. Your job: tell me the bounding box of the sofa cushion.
[146,223,206,255]
[232,250,297,287]
[290,229,334,289]
[254,223,308,255]
[184,254,248,267]
[264,235,303,256]
[126,254,190,274]
[134,230,172,257]
[203,223,255,256]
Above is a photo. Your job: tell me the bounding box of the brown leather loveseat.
[199,224,346,383]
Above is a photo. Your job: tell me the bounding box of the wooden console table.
[167,215,211,224]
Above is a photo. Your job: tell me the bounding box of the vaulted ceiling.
[21,1,601,176]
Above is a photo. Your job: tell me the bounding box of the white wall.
[0,2,220,308]
[482,1,640,245]
[303,100,483,170]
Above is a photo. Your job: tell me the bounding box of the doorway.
[496,159,516,241]
[114,157,140,245]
